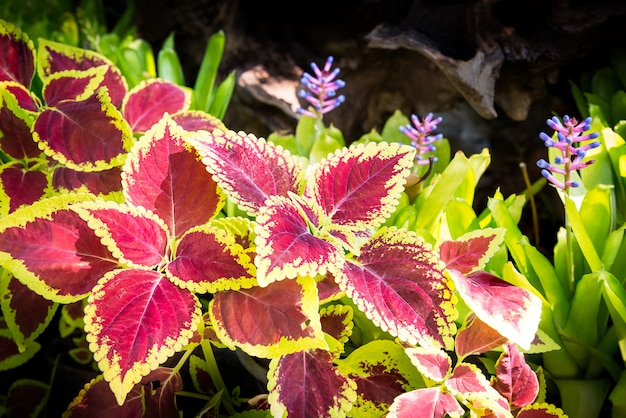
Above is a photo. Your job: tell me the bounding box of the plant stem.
[200,338,237,415]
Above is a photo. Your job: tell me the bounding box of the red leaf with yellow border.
[0,194,119,303]
[209,277,326,358]
[267,349,356,418]
[335,227,457,349]
[187,128,305,216]
[0,20,35,87]
[122,79,191,133]
[493,342,539,409]
[122,114,223,239]
[438,228,504,275]
[85,268,201,405]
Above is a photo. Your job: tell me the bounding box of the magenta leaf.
[0,164,48,214]
[0,271,57,351]
[166,219,256,293]
[455,313,508,358]
[305,141,415,233]
[187,128,305,216]
[0,86,40,159]
[37,38,127,107]
[84,268,201,405]
[0,20,35,87]
[493,342,539,409]
[438,228,504,275]
[73,201,169,268]
[33,88,132,171]
[335,340,425,416]
[267,349,356,417]
[122,79,191,133]
[65,368,183,417]
[449,269,542,350]
[0,195,119,302]
[334,226,457,349]
[387,387,464,418]
[122,114,224,239]
[404,346,452,383]
[445,363,510,416]
[209,277,326,358]
[255,193,344,286]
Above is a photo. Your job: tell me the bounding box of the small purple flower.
[296,56,346,119]
[399,112,443,165]
[537,115,600,190]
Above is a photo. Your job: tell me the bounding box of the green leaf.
[565,197,604,272]
[157,36,185,86]
[207,70,235,119]
[194,30,225,113]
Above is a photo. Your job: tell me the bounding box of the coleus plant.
[0,18,567,417]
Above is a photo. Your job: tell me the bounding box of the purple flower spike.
[536,114,600,191]
[400,112,443,165]
[296,56,346,119]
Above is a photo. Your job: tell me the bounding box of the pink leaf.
[255,193,344,286]
[122,114,223,238]
[493,342,539,408]
[334,227,457,349]
[388,387,464,418]
[305,142,414,232]
[187,128,304,216]
[171,110,225,132]
[73,201,169,268]
[445,363,510,416]
[85,268,201,405]
[268,349,356,418]
[438,228,504,274]
[449,270,542,350]
[122,79,191,133]
[405,346,452,382]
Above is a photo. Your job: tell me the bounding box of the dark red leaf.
[0,21,35,87]
[0,166,48,213]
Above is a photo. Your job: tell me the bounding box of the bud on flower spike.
[399,112,443,165]
[296,56,346,119]
[536,115,600,190]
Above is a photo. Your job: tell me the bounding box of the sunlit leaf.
[33,87,132,172]
[335,227,457,349]
[255,193,344,286]
[37,38,127,107]
[335,340,424,416]
[172,109,226,132]
[267,349,357,418]
[85,268,201,405]
[445,363,511,417]
[122,114,224,239]
[455,314,507,358]
[387,387,464,418]
[0,194,119,302]
[404,345,451,383]
[438,228,505,275]
[187,128,305,216]
[167,220,256,293]
[492,342,539,408]
[305,141,415,233]
[450,270,542,350]
[122,79,191,133]
[73,200,169,268]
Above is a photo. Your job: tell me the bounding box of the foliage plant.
[0,16,607,418]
